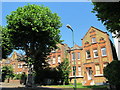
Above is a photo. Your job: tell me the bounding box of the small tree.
[2,65,14,82]
[57,58,71,85]
[104,60,120,89]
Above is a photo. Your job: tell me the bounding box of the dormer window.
[92,37,96,43]
[100,37,104,41]
[85,41,89,45]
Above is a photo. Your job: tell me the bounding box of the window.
[72,66,76,76]
[48,59,51,64]
[20,64,22,68]
[100,37,104,41]
[78,52,80,60]
[92,37,96,43]
[86,50,91,59]
[101,47,107,56]
[103,63,108,68]
[72,53,75,60]
[19,72,22,74]
[78,66,81,76]
[58,55,61,64]
[18,64,20,68]
[53,57,56,64]
[13,63,15,68]
[93,49,98,58]
[95,64,100,74]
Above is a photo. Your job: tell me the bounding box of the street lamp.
[66,24,76,90]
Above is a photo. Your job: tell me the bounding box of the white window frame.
[58,55,61,63]
[48,59,51,64]
[103,63,108,68]
[78,52,80,60]
[93,49,98,58]
[101,47,107,56]
[53,57,56,64]
[86,50,91,59]
[92,37,96,43]
[78,66,81,76]
[95,64,100,75]
[72,52,75,60]
[18,64,20,68]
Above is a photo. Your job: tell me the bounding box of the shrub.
[104,60,120,89]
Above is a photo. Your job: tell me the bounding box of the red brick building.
[1,26,115,85]
[48,26,114,85]
[1,51,28,75]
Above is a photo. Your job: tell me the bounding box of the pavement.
[0,82,73,90]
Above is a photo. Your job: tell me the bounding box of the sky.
[1,2,113,54]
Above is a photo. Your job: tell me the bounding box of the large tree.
[0,26,13,59]
[6,4,62,81]
[92,2,120,36]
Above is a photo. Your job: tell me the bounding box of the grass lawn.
[41,84,107,88]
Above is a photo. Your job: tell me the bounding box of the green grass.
[42,84,107,88]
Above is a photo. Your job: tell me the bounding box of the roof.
[81,26,109,40]
[71,44,83,50]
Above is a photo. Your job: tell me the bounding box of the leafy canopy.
[6,4,62,65]
[92,2,120,36]
[0,26,13,59]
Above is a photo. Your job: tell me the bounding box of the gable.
[82,26,109,46]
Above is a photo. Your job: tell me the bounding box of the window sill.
[102,55,107,57]
[91,42,97,44]
[86,58,91,60]
[69,75,84,78]
[94,74,103,77]
[94,57,99,59]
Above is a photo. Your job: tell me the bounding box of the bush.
[13,74,22,80]
[104,60,120,89]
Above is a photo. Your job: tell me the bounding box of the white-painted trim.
[94,74,103,76]
[69,75,83,78]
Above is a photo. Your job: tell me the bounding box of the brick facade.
[1,52,28,75]
[48,26,114,85]
[1,26,114,86]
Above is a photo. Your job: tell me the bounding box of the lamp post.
[66,24,76,90]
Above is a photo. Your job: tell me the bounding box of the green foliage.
[92,2,120,35]
[13,74,21,80]
[0,26,13,59]
[57,58,71,85]
[2,65,14,82]
[6,4,62,81]
[104,60,120,85]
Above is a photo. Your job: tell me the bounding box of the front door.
[86,67,92,80]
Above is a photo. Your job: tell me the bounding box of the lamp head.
[66,24,73,31]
